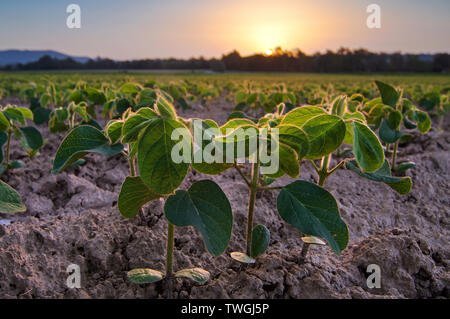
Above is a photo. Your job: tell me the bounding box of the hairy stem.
[246,159,260,256]
[391,141,398,171]
[166,222,175,299]
[318,154,331,187]
[4,129,12,167]
[235,163,251,187]
[301,242,310,259]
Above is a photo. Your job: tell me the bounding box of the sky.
[0,0,449,60]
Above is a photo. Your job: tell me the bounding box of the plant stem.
[246,158,260,256]
[166,222,175,299]
[300,242,310,260]
[4,129,12,167]
[234,163,251,188]
[128,157,136,176]
[318,154,331,187]
[391,141,398,171]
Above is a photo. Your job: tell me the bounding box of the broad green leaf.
[86,88,106,105]
[277,180,348,254]
[343,112,365,144]
[14,107,33,120]
[164,180,233,256]
[230,252,255,264]
[302,114,346,160]
[345,160,412,195]
[235,91,247,104]
[68,90,83,103]
[0,180,26,214]
[155,95,177,119]
[127,268,164,284]
[175,268,210,284]
[32,107,51,125]
[352,122,384,172]
[52,125,123,174]
[122,115,154,144]
[120,83,141,94]
[19,126,43,150]
[251,225,270,258]
[281,106,326,127]
[118,176,160,218]
[379,118,404,144]
[277,124,309,159]
[137,118,189,194]
[105,120,123,144]
[375,81,399,108]
[412,110,431,134]
[331,95,347,117]
[387,110,402,130]
[3,108,25,125]
[0,112,9,131]
[277,142,300,178]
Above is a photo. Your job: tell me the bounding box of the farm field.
[0,72,449,299]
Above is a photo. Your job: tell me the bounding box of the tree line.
[3,47,449,73]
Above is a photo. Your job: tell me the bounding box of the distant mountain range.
[0,50,90,66]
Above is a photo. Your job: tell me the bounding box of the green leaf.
[118,176,160,218]
[235,91,247,104]
[331,95,347,117]
[281,106,326,127]
[302,114,346,160]
[230,252,255,264]
[379,118,404,144]
[19,126,43,151]
[155,95,177,119]
[164,180,233,256]
[120,83,141,94]
[68,90,83,104]
[412,110,431,134]
[343,112,365,144]
[375,81,399,108]
[32,107,51,125]
[395,161,416,173]
[277,180,348,254]
[105,120,123,145]
[345,160,412,195]
[352,122,384,172]
[277,124,309,159]
[86,88,106,105]
[387,110,402,130]
[251,225,270,258]
[0,180,26,214]
[3,107,25,125]
[137,118,189,194]
[0,112,9,131]
[52,125,123,174]
[127,268,164,284]
[122,115,154,144]
[175,268,210,284]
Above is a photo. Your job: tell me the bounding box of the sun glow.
[265,49,273,56]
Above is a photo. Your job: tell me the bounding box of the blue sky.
[0,0,449,60]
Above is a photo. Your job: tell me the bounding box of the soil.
[0,98,449,299]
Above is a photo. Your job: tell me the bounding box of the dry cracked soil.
[0,98,449,299]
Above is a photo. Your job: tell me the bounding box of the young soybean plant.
[219,99,412,263]
[52,93,234,298]
[0,179,26,215]
[0,104,44,175]
[362,81,431,172]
